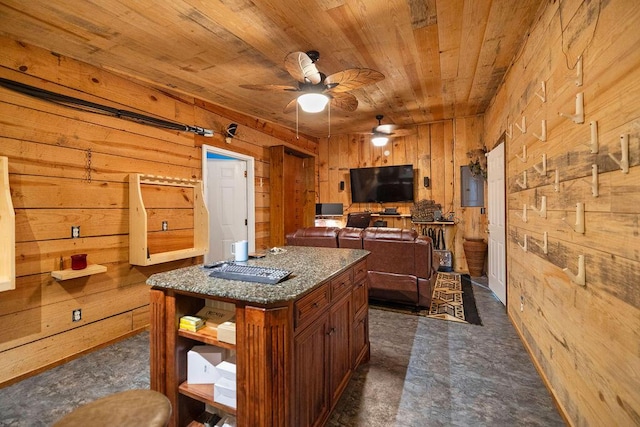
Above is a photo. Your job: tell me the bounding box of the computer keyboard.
[208,263,291,285]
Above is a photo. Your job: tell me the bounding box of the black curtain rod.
[0,77,213,137]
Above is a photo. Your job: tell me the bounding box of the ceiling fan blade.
[239,84,299,92]
[324,69,385,93]
[283,98,298,113]
[330,92,358,112]
[285,51,322,85]
[374,124,398,134]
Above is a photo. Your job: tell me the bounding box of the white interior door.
[487,142,506,305]
[202,144,256,263]
[207,158,247,262]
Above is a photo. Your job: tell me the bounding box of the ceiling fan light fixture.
[371,135,389,146]
[297,93,329,113]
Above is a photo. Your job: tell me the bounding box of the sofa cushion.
[338,227,364,249]
[286,227,339,248]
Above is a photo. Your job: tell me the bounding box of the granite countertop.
[146,246,369,304]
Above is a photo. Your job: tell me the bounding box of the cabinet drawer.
[295,283,330,329]
[353,259,367,283]
[331,270,352,301]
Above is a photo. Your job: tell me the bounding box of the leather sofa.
[285,226,340,247]
[286,226,438,308]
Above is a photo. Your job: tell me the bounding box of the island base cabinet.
[148,253,370,427]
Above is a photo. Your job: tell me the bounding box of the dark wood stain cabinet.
[150,257,369,426]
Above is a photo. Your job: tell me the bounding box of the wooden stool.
[53,389,171,427]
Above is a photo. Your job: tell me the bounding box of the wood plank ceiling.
[0,0,543,138]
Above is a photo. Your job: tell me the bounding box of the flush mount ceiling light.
[371,133,389,146]
[297,93,330,113]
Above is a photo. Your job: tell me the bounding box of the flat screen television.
[349,164,415,203]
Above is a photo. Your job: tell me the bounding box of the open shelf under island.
[147,246,370,427]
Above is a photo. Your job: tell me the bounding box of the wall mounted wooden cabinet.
[129,174,209,266]
[269,146,315,247]
[0,156,15,292]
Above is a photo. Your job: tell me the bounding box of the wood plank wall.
[483,0,640,425]
[0,36,317,386]
[317,117,486,272]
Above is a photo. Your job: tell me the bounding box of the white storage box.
[217,321,236,344]
[214,378,237,409]
[187,345,224,384]
[216,360,237,383]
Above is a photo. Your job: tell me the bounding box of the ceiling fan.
[239,50,384,113]
[361,115,415,146]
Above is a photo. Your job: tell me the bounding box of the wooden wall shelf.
[51,264,107,281]
[129,174,209,266]
[0,156,15,292]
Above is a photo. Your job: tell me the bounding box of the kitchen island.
[147,246,370,427]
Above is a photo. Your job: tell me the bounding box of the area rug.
[426,273,482,325]
[369,273,482,325]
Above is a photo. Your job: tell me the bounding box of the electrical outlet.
[71,226,80,238]
[161,221,168,231]
[520,295,524,312]
[72,309,82,322]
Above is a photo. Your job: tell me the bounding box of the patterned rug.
[426,273,482,325]
[369,273,482,325]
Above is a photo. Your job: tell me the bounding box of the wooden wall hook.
[559,93,584,124]
[533,154,547,176]
[516,171,527,189]
[515,116,527,134]
[563,254,585,286]
[529,196,547,218]
[532,231,549,254]
[516,145,527,163]
[608,134,629,173]
[533,120,547,142]
[518,234,528,252]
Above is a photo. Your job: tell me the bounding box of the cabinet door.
[352,308,369,367]
[352,277,368,318]
[294,314,330,427]
[329,293,352,403]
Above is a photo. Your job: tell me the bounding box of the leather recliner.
[362,227,437,308]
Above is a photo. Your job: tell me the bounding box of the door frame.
[202,144,256,253]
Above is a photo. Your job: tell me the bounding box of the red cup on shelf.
[71,254,87,270]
